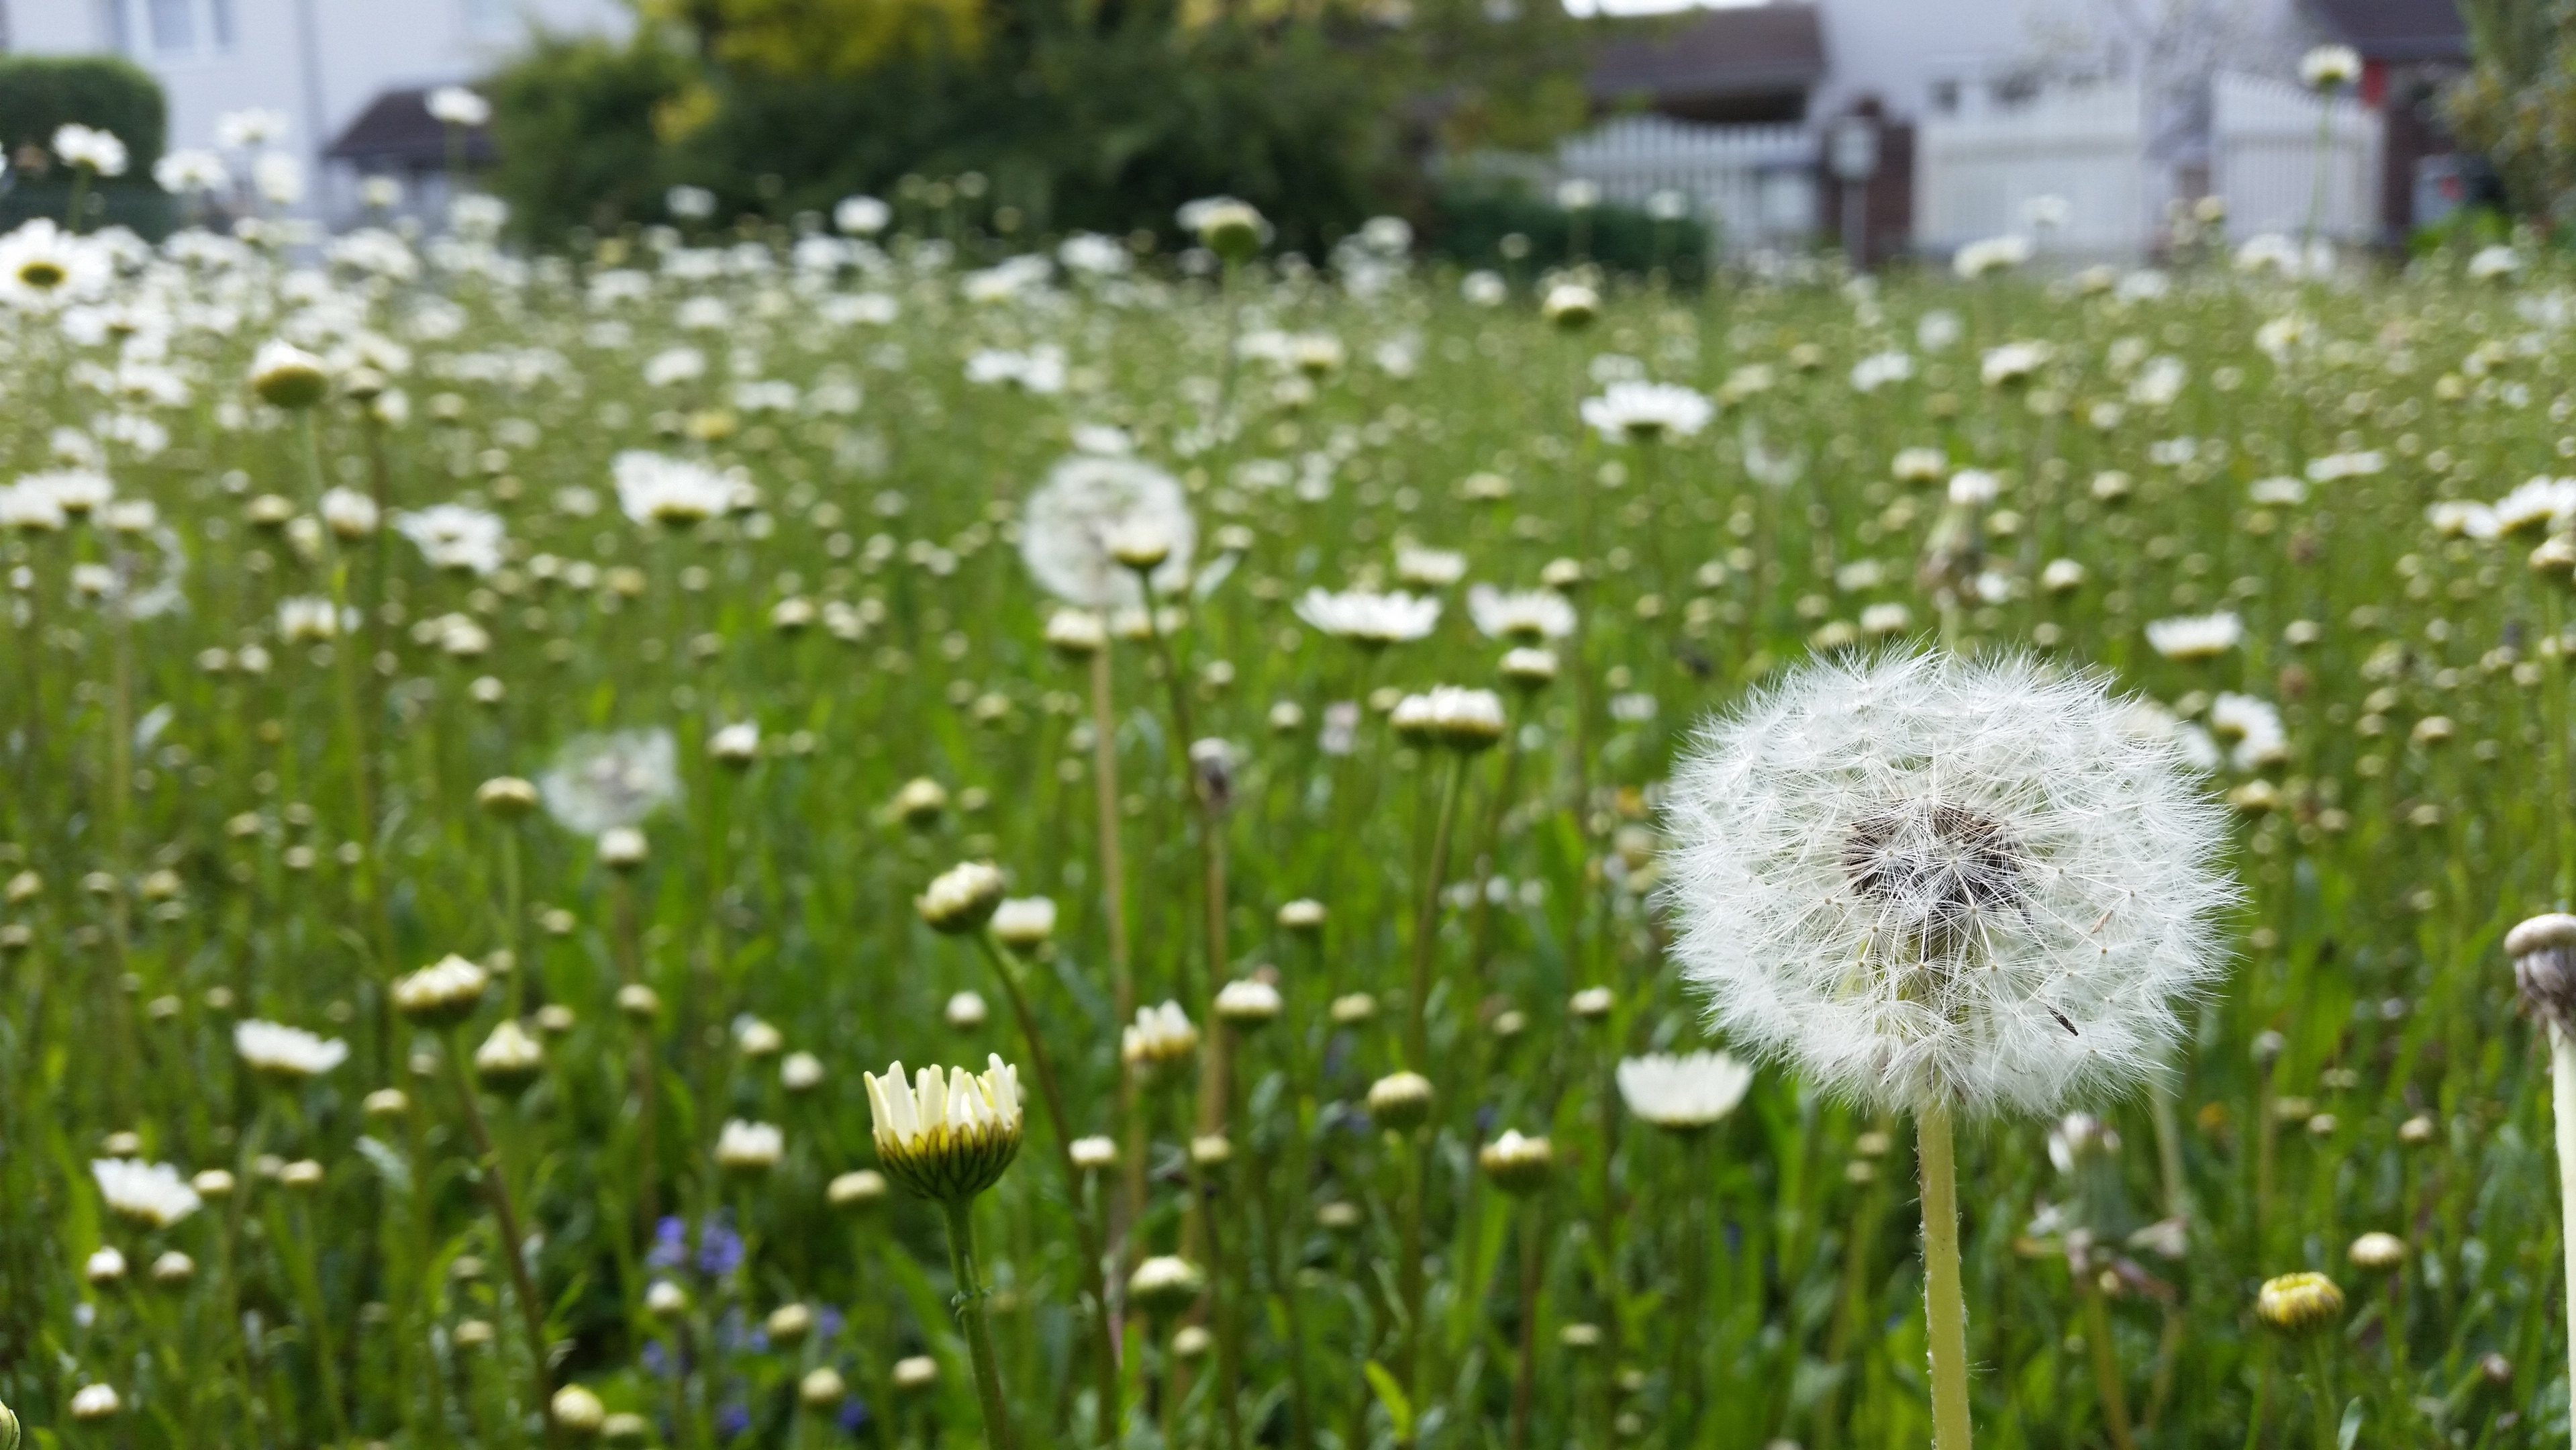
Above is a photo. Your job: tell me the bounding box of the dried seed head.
[2508,912,2576,1030]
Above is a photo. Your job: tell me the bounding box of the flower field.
[3,187,2575,1450]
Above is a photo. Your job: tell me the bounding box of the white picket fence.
[1914,82,2151,257]
[2212,72,2383,242]
[1554,115,1818,254]
[1546,70,2385,262]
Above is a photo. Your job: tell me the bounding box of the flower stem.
[974,932,1120,1445]
[1409,752,1470,1067]
[2079,1272,2137,1450]
[941,1195,1017,1450]
[2304,1340,2338,1450]
[2552,1023,2576,1420]
[1507,1201,1545,1450]
[1918,1102,1973,1450]
[442,1028,560,1449]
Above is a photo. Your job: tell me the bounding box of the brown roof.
[324,88,496,170]
[2303,0,2467,62]
[1589,3,1826,107]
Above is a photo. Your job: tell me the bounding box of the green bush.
[485,34,700,242]
[483,4,1587,258]
[1429,183,1710,281]
[0,54,171,235]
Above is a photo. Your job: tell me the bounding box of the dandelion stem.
[1918,1102,1973,1450]
[941,1195,1018,1450]
[1085,646,1145,1277]
[2552,1022,2576,1427]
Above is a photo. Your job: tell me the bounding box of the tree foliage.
[2447,0,2576,221]
[485,0,1587,248]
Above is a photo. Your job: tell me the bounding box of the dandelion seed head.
[1662,652,2235,1118]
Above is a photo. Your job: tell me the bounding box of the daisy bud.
[250,340,331,409]
[1069,1135,1119,1171]
[1173,1324,1214,1359]
[1367,1071,1434,1130]
[1542,283,1598,330]
[150,1250,195,1286]
[191,1169,236,1198]
[1213,977,1283,1028]
[991,897,1057,953]
[738,1018,785,1058]
[945,990,990,1029]
[1478,1130,1554,1194]
[1568,985,1614,1020]
[70,1384,119,1421]
[799,1367,847,1407]
[454,1319,495,1350]
[1128,1254,1207,1318]
[597,826,648,871]
[715,1119,785,1173]
[603,1412,651,1445]
[1190,1133,1232,1165]
[1045,609,1107,657]
[2508,913,2576,1030]
[473,1020,544,1091]
[892,777,948,826]
[86,1246,128,1284]
[893,1356,940,1393]
[393,954,490,1026]
[829,1169,888,1211]
[782,1051,825,1092]
[1277,899,1326,932]
[1122,1002,1199,1071]
[280,1159,324,1190]
[918,861,1006,933]
[646,1280,691,1316]
[1501,646,1558,689]
[862,1056,1026,1202]
[2254,1271,2344,1335]
[709,722,760,767]
[617,983,661,1020]
[1108,520,1174,571]
[0,1396,17,1449]
[537,1005,577,1035]
[766,1303,813,1343]
[2347,1232,2406,1272]
[551,1384,607,1437]
[1331,992,1378,1024]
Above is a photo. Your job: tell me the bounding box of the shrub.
[0,54,171,234]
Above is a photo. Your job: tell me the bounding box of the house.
[0,0,626,215]
[2303,0,2477,236]
[1565,0,2461,260]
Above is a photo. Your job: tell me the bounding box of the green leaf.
[1364,1359,1414,1440]
[2338,1396,2363,1450]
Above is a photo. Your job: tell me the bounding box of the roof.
[2303,0,2468,63]
[1588,3,1827,107]
[324,88,497,170]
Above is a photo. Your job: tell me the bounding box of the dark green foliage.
[0,54,172,235]
[485,34,703,241]
[1430,182,1707,280]
[487,1,1584,254]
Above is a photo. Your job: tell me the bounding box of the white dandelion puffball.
[1021,454,1197,610]
[1662,652,2234,1118]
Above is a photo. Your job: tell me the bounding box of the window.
[127,0,233,55]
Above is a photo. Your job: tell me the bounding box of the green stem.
[1409,752,1469,1067]
[443,1028,561,1449]
[2552,1024,2576,1419]
[1918,1102,1973,1450]
[2304,1340,2338,1450]
[942,1196,1017,1450]
[973,932,1120,1445]
[2080,1273,2137,1450]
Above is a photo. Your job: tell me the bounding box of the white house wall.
[6,0,627,206]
